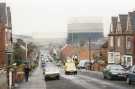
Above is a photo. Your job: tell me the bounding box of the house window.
[110,37,113,47]
[116,22,121,33]
[117,37,120,47]
[126,37,131,49]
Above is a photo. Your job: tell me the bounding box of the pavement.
[16,66,46,89]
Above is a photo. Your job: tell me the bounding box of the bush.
[17,64,25,72]
[30,63,38,71]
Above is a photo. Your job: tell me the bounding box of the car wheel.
[103,75,106,79]
[74,71,77,75]
[127,78,131,85]
[45,77,48,81]
[65,71,68,75]
[56,75,60,80]
[107,74,112,80]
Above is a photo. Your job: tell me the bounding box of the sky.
[3,0,135,38]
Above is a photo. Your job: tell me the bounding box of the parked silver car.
[77,60,90,69]
[43,62,60,80]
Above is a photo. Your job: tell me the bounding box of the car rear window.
[110,65,124,70]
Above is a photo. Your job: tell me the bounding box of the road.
[46,69,135,89]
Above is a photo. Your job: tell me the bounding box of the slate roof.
[128,11,135,31]
[0,3,7,24]
[119,15,128,32]
[6,7,12,28]
[111,17,118,33]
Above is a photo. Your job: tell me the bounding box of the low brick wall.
[0,69,8,89]
[92,64,105,71]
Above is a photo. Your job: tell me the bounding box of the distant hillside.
[34,38,66,46]
[13,34,33,42]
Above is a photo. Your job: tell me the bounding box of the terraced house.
[0,3,12,89]
[108,11,135,67]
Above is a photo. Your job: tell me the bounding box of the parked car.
[41,59,46,68]
[77,60,90,69]
[126,65,135,85]
[64,59,77,75]
[103,64,127,80]
[55,62,62,67]
[43,62,60,80]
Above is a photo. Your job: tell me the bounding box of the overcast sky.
[4,0,135,38]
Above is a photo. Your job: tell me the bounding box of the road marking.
[77,74,127,89]
[78,75,114,86]
[61,74,100,89]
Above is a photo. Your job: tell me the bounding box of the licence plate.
[118,75,124,77]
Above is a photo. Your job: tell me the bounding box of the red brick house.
[0,3,12,89]
[0,23,6,66]
[60,44,75,62]
[79,47,89,60]
[108,11,135,66]
[0,3,12,67]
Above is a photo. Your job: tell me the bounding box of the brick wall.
[0,24,6,66]
[79,48,89,60]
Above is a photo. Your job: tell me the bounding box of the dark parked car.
[126,65,135,85]
[103,64,127,80]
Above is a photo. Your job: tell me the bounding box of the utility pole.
[72,32,74,45]
[89,37,92,70]
[89,38,91,61]
[25,42,27,62]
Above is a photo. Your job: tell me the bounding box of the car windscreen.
[45,63,58,69]
[110,65,124,70]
